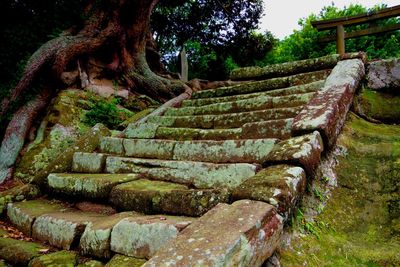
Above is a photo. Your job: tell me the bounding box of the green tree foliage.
[152,0,274,80]
[260,4,400,65]
[0,0,82,98]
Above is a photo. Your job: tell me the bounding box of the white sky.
[259,0,400,39]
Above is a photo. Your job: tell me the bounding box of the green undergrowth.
[355,88,400,123]
[280,113,400,266]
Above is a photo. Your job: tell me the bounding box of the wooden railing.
[311,5,400,54]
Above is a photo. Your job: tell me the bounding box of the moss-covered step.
[153,118,292,140]
[0,183,40,214]
[47,173,140,198]
[193,69,330,99]
[28,250,78,267]
[182,80,324,107]
[105,157,259,189]
[32,210,106,250]
[263,131,324,175]
[164,92,314,117]
[122,139,175,159]
[292,59,365,148]
[110,215,194,259]
[144,200,283,266]
[99,137,125,155]
[79,212,139,259]
[172,138,278,163]
[7,199,69,236]
[110,179,230,216]
[72,152,107,173]
[147,106,302,129]
[230,54,339,80]
[155,126,242,140]
[241,118,293,139]
[354,88,400,123]
[233,165,306,220]
[105,254,146,267]
[0,235,49,266]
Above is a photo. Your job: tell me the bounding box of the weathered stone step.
[110,179,230,216]
[164,92,315,117]
[146,106,302,129]
[192,69,330,99]
[100,132,323,172]
[105,157,259,189]
[182,80,324,107]
[230,54,339,80]
[233,164,306,220]
[47,173,140,198]
[144,200,283,266]
[6,199,195,260]
[154,118,293,140]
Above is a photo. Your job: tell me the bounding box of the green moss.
[28,250,78,267]
[0,237,48,266]
[356,89,400,123]
[280,113,400,266]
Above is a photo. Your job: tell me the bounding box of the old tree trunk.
[0,0,189,183]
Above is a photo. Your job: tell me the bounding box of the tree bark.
[0,0,188,184]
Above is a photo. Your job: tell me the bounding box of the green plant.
[83,97,123,129]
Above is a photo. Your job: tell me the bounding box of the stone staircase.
[0,54,366,266]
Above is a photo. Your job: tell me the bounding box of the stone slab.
[193,69,329,99]
[229,54,338,80]
[79,212,139,259]
[105,254,146,267]
[0,236,48,266]
[123,139,175,159]
[144,200,283,267]
[165,95,273,116]
[155,127,242,140]
[110,179,230,216]
[32,211,105,250]
[173,138,278,164]
[110,215,194,259]
[241,118,293,139]
[47,173,140,198]
[7,199,68,236]
[0,184,40,214]
[99,137,125,155]
[125,122,160,139]
[148,107,301,130]
[181,80,323,107]
[366,58,400,90]
[72,152,106,173]
[233,165,306,220]
[292,59,365,148]
[105,157,259,189]
[28,250,78,267]
[263,131,324,175]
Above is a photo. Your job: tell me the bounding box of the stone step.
[153,118,293,140]
[0,228,49,266]
[110,179,230,216]
[164,92,315,117]
[229,54,338,80]
[104,157,259,189]
[192,69,330,99]
[182,80,324,107]
[144,200,283,266]
[47,173,140,198]
[6,199,195,260]
[146,106,302,129]
[232,164,307,220]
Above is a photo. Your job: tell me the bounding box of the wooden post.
[336,24,345,55]
[180,46,188,82]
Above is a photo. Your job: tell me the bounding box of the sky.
[259,0,400,39]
